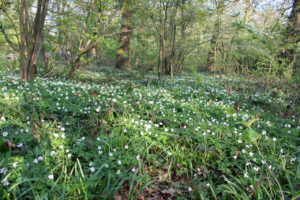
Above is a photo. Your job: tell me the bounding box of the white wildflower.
[50,151,56,156]
[253,166,259,172]
[90,167,95,173]
[0,168,7,174]
[3,132,8,137]
[12,162,18,168]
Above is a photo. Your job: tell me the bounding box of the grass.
[0,68,299,199]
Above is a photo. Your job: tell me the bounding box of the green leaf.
[197,76,203,83]
[292,190,300,200]
[240,118,257,129]
[126,87,133,95]
[247,129,261,144]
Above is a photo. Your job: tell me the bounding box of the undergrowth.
[0,71,299,199]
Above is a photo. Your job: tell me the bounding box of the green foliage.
[0,0,299,198]
[0,70,299,199]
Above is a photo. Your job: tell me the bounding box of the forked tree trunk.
[116,1,133,70]
[17,0,49,82]
[67,3,122,79]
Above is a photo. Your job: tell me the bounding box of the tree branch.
[0,24,18,51]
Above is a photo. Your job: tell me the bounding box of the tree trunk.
[207,1,224,73]
[158,38,163,80]
[116,1,133,70]
[244,0,251,22]
[17,0,49,82]
[169,1,179,81]
[66,3,122,79]
[162,2,170,75]
[67,56,82,80]
[155,0,164,80]
[282,0,300,78]
[175,4,187,74]
[17,0,27,80]
[291,0,300,33]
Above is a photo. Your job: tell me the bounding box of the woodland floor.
[0,68,299,199]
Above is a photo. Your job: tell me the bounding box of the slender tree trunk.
[244,0,251,22]
[67,56,81,80]
[169,1,179,81]
[162,2,169,75]
[226,0,250,74]
[41,47,50,72]
[207,1,224,73]
[17,0,27,80]
[158,38,163,80]
[116,1,133,70]
[175,4,187,73]
[155,0,163,80]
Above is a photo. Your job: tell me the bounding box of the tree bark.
[290,0,300,33]
[116,1,133,70]
[244,0,251,22]
[206,1,224,73]
[169,1,179,81]
[175,4,187,74]
[17,0,27,80]
[150,0,163,80]
[162,1,170,75]
[67,4,123,79]
[282,0,300,78]
[17,0,50,82]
